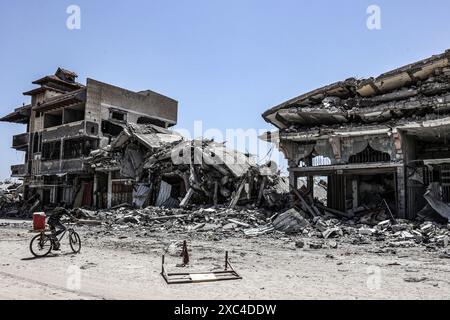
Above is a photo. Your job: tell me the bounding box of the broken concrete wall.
[86,79,178,128]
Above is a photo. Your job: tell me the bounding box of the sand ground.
[0,219,449,300]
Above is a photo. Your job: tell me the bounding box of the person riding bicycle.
[47,203,77,250]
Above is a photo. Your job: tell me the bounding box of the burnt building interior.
[261,49,450,220]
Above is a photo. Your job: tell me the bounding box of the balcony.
[12,133,29,151]
[41,121,99,142]
[11,164,27,177]
[39,159,85,175]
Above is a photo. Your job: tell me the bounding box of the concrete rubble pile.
[0,180,28,218]
[87,123,290,210]
[70,205,273,239]
[54,165,449,253]
[66,192,450,256]
[266,190,450,252]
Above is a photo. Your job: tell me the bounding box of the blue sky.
[0,0,449,179]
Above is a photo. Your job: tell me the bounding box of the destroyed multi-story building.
[6,50,450,220]
[88,127,287,210]
[261,50,450,220]
[1,68,178,208]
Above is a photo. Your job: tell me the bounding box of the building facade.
[1,68,178,208]
[262,50,450,220]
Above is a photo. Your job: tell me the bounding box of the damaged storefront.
[262,49,450,220]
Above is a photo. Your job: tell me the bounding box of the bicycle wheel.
[69,231,81,253]
[30,233,53,257]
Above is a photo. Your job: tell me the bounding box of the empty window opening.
[312,156,331,167]
[296,176,328,206]
[416,139,450,160]
[137,116,167,128]
[110,110,127,122]
[44,109,63,128]
[32,133,42,154]
[63,138,98,159]
[101,120,124,137]
[420,164,450,203]
[357,174,396,212]
[86,122,99,136]
[42,141,61,160]
[63,104,85,124]
[299,155,332,167]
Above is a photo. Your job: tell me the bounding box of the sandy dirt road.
[0,219,449,300]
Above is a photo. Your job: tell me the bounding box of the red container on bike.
[33,212,46,231]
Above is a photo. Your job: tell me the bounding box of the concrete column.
[306,156,314,197]
[23,185,29,201]
[352,179,358,210]
[289,171,297,190]
[107,171,112,209]
[59,138,64,172]
[93,174,98,208]
[51,187,56,204]
[396,166,407,219]
[399,132,415,219]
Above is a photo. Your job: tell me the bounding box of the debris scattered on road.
[404,277,428,283]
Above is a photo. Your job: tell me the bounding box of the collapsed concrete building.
[1,68,287,212]
[86,123,288,210]
[261,50,450,221]
[1,68,178,208]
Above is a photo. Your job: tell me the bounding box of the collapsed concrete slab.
[87,123,289,210]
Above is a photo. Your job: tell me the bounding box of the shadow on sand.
[21,252,78,261]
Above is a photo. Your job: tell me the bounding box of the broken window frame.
[110,109,127,122]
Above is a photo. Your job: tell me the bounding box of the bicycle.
[29,223,82,257]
